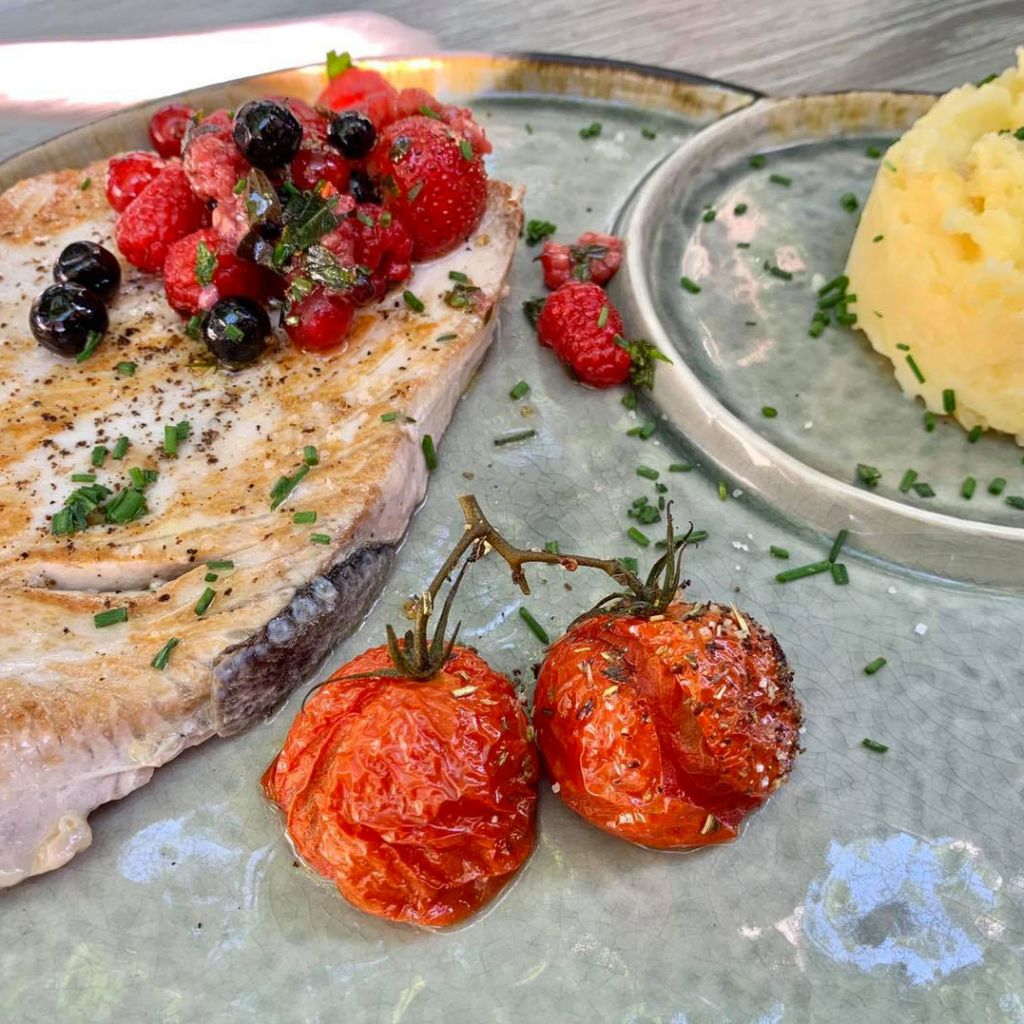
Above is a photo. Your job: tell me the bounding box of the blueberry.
[30,283,108,358]
[348,169,382,205]
[203,297,270,365]
[53,241,121,302]
[232,101,302,170]
[327,111,376,160]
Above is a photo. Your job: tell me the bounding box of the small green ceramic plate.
[2,54,1023,1024]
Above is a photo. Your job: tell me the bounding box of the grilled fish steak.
[0,161,523,887]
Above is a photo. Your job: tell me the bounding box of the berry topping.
[203,297,270,365]
[114,163,209,273]
[53,241,121,303]
[540,231,624,290]
[232,100,303,170]
[327,111,377,159]
[535,282,631,387]
[148,103,197,158]
[182,111,251,202]
[369,115,488,261]
[284,286,356,352]
[317,64,396,112]
[162,228,275,315]
[290,145,350,193]
[104,151,165,213]
[348,169,382,205]
[30,283,108,358]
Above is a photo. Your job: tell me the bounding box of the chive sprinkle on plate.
[94,606,128,628]
[769,545,790,559]
[864,656,887,675]
[519,606,550,644]
[509,380,530,400]
[194,588,215,617]
[862,737,889,753]
[775,560,831,583]
[151,637,180,671]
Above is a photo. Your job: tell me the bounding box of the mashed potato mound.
[846,50,1024,443]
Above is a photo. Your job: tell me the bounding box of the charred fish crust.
[212,544,395,734]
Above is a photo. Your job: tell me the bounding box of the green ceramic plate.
[2,54,1023,1024]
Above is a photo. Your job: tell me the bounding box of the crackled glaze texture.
[1,58,1022,1024]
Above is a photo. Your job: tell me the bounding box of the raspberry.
[317,66,396,112]
[291,145,350,192]
[536,282,631,388]
[540,232,624,290]
[182,110,250,202]
[105,151,165,213]
[284,286,356,351]
[162,228,275,315]
[148,104,197,159]
[368,115,488,261]
[115,164,209,273]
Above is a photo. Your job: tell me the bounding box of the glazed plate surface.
[1,54,1023,1024]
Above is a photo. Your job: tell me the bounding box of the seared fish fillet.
[0,161,523,887]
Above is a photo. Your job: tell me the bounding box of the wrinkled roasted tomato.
[263,645,539,926]
[533,600,802,848]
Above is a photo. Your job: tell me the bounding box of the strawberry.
[148,103,197,159]
[317,65,396,112]
[162,227,275,315]
[368,115,488,261]
[539,231,623,290]
[536,281,630,387]
[114,164,209,273]
[105,151,165,213]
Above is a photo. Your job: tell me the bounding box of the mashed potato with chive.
[846,50,1024,443]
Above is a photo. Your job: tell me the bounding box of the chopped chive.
[206,560,234,571]
[840,192,859,212]
[524,219,557,246]
[655,482,668,494]
[618,556,639,573]
[942,389,956,414]
[967,425,983,444]
[621,391,637,410]
[734,202,748,215]
[544,541,560,554]
[94,606,128,628]
[519,606,550,644]
[579,122,602,139]
[702,208,717,223]
[808,319,826,339]
[776,560,831,583]
[509,380,530,400]
[912,482,936,497]
[115,361,136,377]
[767,264,793,281]
[458,138,474,160]
[204,572,219,583]
[269,464,309,510]
[293,510,317,524]
[636,466,659,480]
[923,411,936,432]
[71,473,96,483]
[761,405,778,418]
[896,343,910,351]
[831,562,849,585]
[718,481,728,500]
[884,160,897,173]
[769,173,791,186]
[493,429,536,446]
[75,330,103,363]
[163,424,179,456]
[680,276,701,294]
[976,72,998,86]
[873,234,884,243]
[961,476,977,499]
[1006,495,1024,510]
[436,332,457,343]
[150,637,180,671]
[856,463,881,488]
[905,354,925,383]
[827,529,849,563]
[448,270,469,284]
[626,422,656,440]
[749,154,766,169]
[91,446,108,467]
[402,290,424,313]
[80,176,91,190]
[641,126,657,140]
[863,656,887,676]
[898,468,918,493]
[310,533,331,544]
[422,434,438,470]
[866,144,883,158]
[988,477,1007,495]
[406,180,424,202]
[736,241,751,249]
[669,462,693,472]
[627,527,651,547]
[818,275,849,297]
[380,411,398,422]
[597,305,610,329]
[185,314,203,339]
[194,588,215,617]
[303,445,319,466]
[862,737,889,753]
[770,545,790,559]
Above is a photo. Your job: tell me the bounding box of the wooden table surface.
[0,0,1015,94]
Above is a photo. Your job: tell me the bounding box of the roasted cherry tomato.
[533,600,802,848]
[263,645,539,926]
